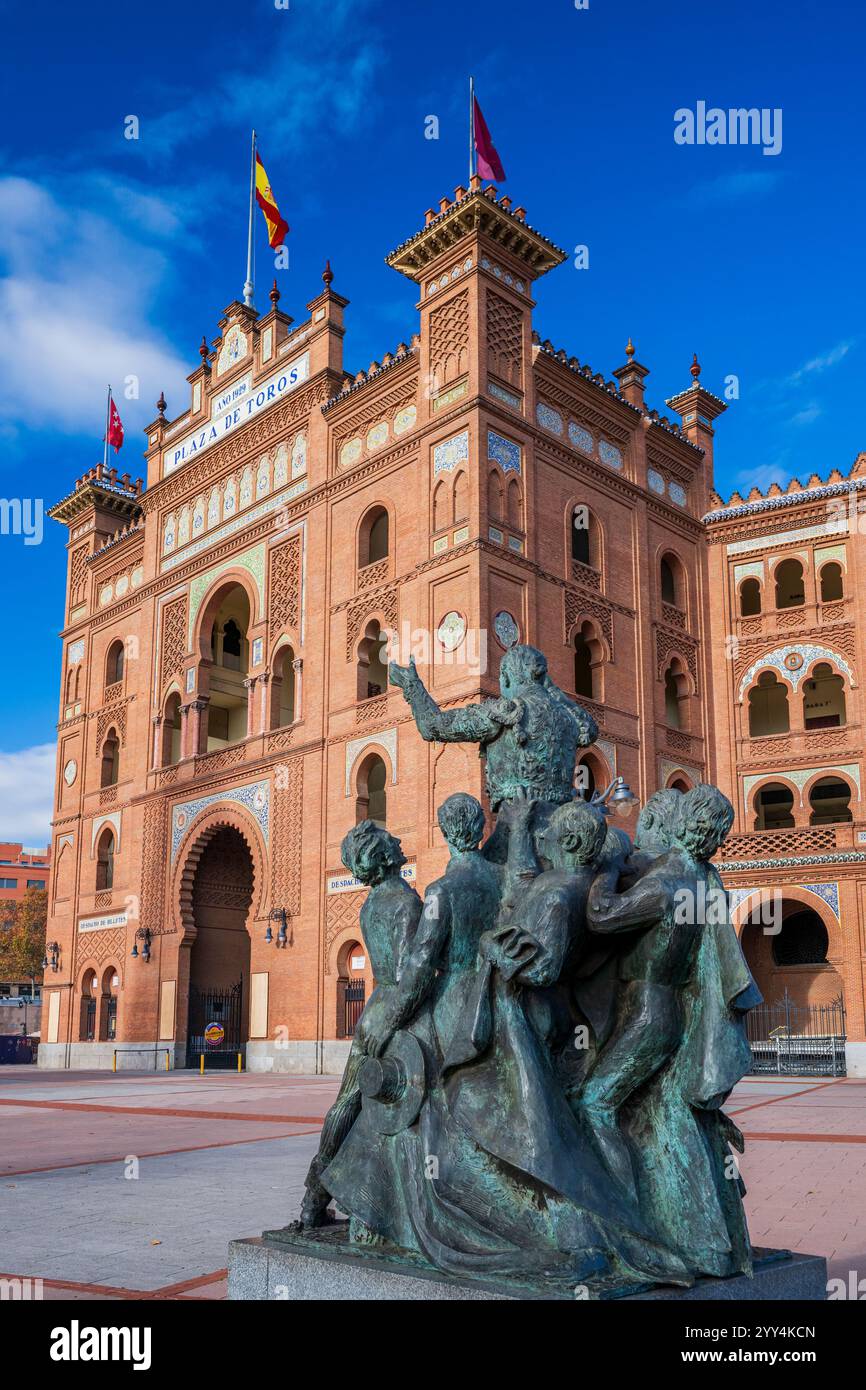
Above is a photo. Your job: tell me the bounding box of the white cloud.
[788,341,853,384]
[682,170,783,208]
[734,461,792,493]
[0,175,190,440]
[0,744,56,845]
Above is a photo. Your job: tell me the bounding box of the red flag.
[473,96,506,182]
[107,395,124,452]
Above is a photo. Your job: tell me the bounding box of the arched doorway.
[185,826,254,1067]
[336,937,368,1039]
[739,895,846,1075]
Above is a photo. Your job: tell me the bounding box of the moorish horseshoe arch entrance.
[171,807,267,1068]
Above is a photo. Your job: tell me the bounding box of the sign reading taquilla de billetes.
[164,351,310,475]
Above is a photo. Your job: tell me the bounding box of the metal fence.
[342,979,366,1038]
[746,992,846,1077]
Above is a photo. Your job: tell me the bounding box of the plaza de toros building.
[40,178,866,1075]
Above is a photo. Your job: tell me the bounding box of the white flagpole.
[103,384,111,469]
[469,76,475,182]
[243,130,256,308]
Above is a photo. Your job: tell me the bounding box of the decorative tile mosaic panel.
[171,779,270,862]
[536,402,563,435]
[737,645,855,700]
[488,382,521,409]
[487,431,521,475]
[647,468,665,495]
[568,422,593,455]
[669,481,687,507]
[433,430,469,475]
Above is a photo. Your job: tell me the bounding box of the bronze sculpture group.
[284,642,760,1296]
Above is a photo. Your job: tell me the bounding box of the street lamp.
[131,928,152,962]
[265,907,292,948]
[42,942,60,972]
[592,776,640,819]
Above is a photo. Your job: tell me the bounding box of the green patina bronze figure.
[278,640,760,1298]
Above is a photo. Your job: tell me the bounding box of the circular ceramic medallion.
[493,611,519,649]
[63,759,77,786]
[437,611,466,652]
[784,651,804,672]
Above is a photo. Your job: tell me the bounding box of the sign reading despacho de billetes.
[78,911,128,933]
[163,350,310,475]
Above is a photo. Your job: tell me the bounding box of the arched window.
[273,646,296,727]
[488,470,503,521]
[355,753,387,825]
[663,659,688,728]
[803,663,846,729]
[95,828,115,890]
[507,478,522,529]
[748,671,790,736]
[570,505,600,571]
[161,692,182,766]
[65,667,79,705]
[774,558,804,609]
[573,621,602,700]
[660,555,679,607]
[670,776,691,793]
[753,782,795,831]
[205,585,250,749]
[100,730,120,787]
[432,480,448,532]
[739,578,761,617]
[453,470,468,524]
[106,640,124,685]
[808,776,852,826]
[820,562,843,602]
[79,970,98,1041]
[358,507,389,569]
[357,620,388,702]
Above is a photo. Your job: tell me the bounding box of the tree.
[0,888,47,985]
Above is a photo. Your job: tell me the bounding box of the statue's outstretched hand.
[388,655,419,692]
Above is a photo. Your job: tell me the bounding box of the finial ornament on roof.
[690,352,701,381]
[626,337,635,360]
[323,259,334,287]
[269,278,280,306]
[200,336,210,369]
[156,392,167,421]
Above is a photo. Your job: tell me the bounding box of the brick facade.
[39,181,866,1073]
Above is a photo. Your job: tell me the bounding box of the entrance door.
[184,826,254,1068]
[186,978,243,1068]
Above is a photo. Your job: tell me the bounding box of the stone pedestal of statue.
[227,1230,827,1302]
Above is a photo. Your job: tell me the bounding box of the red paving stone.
[2,1069,864,1298]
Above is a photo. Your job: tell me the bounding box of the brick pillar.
[293,657,303,721]
[258,672,271,733]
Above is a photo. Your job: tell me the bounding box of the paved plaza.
[0,1068,863,1300]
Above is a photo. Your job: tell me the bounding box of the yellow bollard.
[165,1050,170,1072]
[200,1053,204,1075]
[112,1052,117,1073]
[237,1051,242,1073]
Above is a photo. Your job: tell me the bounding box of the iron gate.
[186,978,243,1068]
[746,992,846,1077]
[342,979,366,1038]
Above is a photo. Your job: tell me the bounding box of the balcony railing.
[718,821,866,862]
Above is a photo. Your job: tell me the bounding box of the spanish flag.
[255,149,289,249]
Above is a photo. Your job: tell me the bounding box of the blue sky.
[1,0,864,839]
